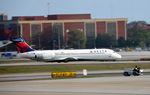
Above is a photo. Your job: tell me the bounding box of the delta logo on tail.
[10,38,34,53]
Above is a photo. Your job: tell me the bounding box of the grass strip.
[0,63,150,74]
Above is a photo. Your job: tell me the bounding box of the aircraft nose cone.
[116,54,122,59]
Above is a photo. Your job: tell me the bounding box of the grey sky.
[0,0,150,23]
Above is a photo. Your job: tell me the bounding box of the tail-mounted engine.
[34,52,55,61]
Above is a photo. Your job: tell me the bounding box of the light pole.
[65,29,69,48]
[38,33,41,49]
[57,27,61,49]
[78,40,80,49]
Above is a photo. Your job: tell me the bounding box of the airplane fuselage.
[18,49,121,62]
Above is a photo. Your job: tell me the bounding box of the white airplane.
[10,37,121,62]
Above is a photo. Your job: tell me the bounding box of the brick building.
[0,14,127,48]
[0,13,8,21]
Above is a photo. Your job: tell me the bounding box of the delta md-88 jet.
[5,26,121,62]
[10,37,121,62]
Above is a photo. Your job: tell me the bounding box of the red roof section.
[12,14,91,21]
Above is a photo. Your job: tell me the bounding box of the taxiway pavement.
[0,70,150,82]
[0,61,150,67]
[0,75,150,95]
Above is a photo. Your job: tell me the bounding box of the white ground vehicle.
[123,68,143,76]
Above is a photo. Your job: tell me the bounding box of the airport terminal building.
[0,14,127,48]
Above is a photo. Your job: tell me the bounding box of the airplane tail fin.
[10,37,34,53]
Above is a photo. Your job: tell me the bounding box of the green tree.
[127,28,150,47]
[67,30,86,49]
[86,37,96,49]
[118,37,126,47]
[96,34,117,48]
[31,32,42,50]
[40,30,53,50]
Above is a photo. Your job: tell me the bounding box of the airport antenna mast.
[48,2,50,15]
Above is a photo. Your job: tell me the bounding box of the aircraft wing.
[0,40,12,48]
[56,57,78,62]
